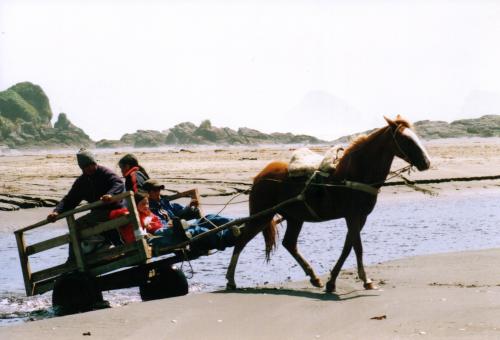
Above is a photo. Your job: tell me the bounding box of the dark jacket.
[123,166,148,193]
[54,165,125,213]
[149,197,200,227]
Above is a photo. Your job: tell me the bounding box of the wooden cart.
[14,190,204,313]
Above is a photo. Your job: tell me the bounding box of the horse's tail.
[262,217,279,262]
[250,161,288,262]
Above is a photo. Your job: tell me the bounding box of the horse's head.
[384,115,431,171]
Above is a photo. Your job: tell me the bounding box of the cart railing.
[14,191,150,296]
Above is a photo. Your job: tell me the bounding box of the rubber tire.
[139,265,189,301]
[52,272,105,315]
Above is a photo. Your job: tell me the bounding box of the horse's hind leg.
[282,219,323,288]
[225,247,242,290]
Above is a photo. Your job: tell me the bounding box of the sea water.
[0,189,499,326]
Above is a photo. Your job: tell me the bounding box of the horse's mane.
[336,117,412,172]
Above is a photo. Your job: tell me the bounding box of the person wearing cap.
[143,178,237,252]
[118,153,150,193]
[47,149,125,251]
[143,179,200,225]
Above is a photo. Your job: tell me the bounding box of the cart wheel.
[52,272,107,315]
[139,265,188,301]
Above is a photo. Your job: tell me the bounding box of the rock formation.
[332,115,500,143]
[96,120,324,147]
[0,82,92,148]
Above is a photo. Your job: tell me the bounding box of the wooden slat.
[192,188,204,218]
[25,234,70,256]
[85,241,143,266]
[79,215,130,239]
[88,252,147,277]
[15,232,33,296]
[125,195,143,241]
[165,189,198,201]
[165,188,204,220]
[16,191,134,234]
[32,279,55,296]
[32,249,144,295]
[125,195,150,263]
[31,261,78,283]
[67,215,86,271]
[139,238,152,260]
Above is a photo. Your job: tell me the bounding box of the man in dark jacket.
[47,149,125,252]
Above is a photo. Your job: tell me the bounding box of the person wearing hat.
[143,178,237,252]
[143,179,200,226]
[47,148,126,253]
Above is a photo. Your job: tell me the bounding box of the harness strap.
[343,180,380,196]
[299,171,380,220]
[302,199,322,221]
[299,171,323,221]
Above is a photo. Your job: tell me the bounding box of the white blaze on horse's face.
[400,127,431,171]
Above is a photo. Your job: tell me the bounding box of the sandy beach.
[1,248,499,339]
[0,138,499,339]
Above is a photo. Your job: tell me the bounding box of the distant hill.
[332,115,500,143]
[0,82,92,148]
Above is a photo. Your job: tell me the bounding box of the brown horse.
[226,116,431,292]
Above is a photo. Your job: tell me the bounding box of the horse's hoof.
[324,281,335,293]
[226,282,237,290]
[310,277,324,288]
[363,281,378,290]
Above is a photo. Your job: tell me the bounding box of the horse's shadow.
[213,287,378,302]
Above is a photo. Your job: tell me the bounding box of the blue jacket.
[149,196,200,227]
[54,165,125,213]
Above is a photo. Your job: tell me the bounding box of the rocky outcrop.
[0,82,92,148]
[121,130,168,147]
[96,120,324,147]
[333,115,500,143]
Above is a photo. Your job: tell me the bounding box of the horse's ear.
[384,116,397,127]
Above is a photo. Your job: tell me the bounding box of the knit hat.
[76,148,97,169]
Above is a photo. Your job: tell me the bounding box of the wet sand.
[0,137,499,203]
[0,138,500,338]
[1,248,500,339]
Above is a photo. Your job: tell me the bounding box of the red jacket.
[109,208,163,244]
[123,166,148,193]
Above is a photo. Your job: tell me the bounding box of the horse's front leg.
[325,231,353,293]
[325,215,373,292]
[350,215,377,290]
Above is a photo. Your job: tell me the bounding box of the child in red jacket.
[110,191,163,244]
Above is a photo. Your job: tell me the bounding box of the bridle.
[391,124,413,165]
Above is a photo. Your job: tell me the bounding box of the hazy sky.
[1,0,500,140]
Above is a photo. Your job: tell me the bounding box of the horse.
[225,115,431,292]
